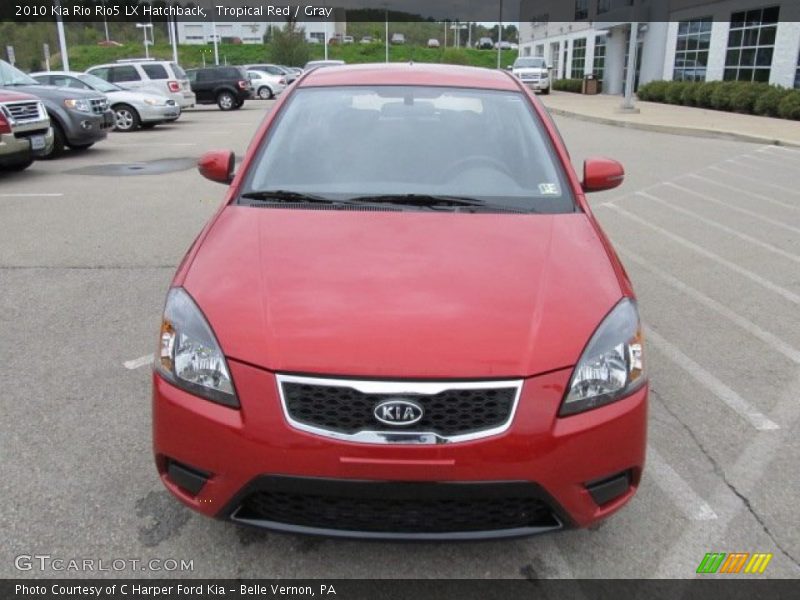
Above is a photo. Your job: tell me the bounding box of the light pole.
[384,5,389,63]
[211,21,219,65]
[496,0,504,70]
[136,23,153,59]
[54,0,69,71]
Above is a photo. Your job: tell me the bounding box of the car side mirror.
[582,157,624,193]
[198,150,235,184]
[506,65,513,70]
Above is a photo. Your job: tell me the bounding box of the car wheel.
[542,87,550,95]
[43,121,66,159]
[258,86,273,100]
[113,104,140,132]
[1,158,34,172]
[217,91,236,111]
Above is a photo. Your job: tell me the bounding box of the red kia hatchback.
[153,64,647,539]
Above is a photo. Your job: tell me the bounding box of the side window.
[64,77,89,89]
[186,70,197,83]
[88,67,110,81]
[110,66,141,83]
[142,64,169,80]
[197,70,212,82]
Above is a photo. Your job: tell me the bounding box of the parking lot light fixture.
[136,23,153,60]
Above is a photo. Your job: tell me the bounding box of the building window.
[673,18,712,81]
[795,47,800,89]
[597,0,610,14]
[535,44,545,57]
[593,34,607,81]
[725,6,780,82]
[575,0,588,21]
[571,38,587,79]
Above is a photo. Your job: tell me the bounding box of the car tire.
[43,121,66,159]
[1,158,34,172]
[113,104,140,132]
[233,100,244,110]
[68,142,94,151]
[140,123,158,129]
[217,91,236,111]
[542,87,550,95]
[258,86,273,100]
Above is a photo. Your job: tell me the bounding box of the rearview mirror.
[198,150,235,184]
[582,157,624,193]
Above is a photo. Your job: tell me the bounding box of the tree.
[270,19,309,68]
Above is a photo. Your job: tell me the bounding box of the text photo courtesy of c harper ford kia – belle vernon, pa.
[1,0,800,598]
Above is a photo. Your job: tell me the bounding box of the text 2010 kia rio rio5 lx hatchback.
[153,64,647,540]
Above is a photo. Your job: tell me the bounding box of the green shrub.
[553,78,584,93]
[694,81,721,108]
[754,86,790,117]
[730,82,767,113]
[710,81,739,111]
[680,82,701,106]
[778,90,800,120]
[637,80,669,102]
[664,81,689,104]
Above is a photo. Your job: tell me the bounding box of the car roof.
[298,63,519,91]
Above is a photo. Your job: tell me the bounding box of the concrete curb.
[544,106,800,148]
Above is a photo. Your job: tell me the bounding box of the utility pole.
[54,0,69,71]
[497,0,503,70]
[621,22,639,112]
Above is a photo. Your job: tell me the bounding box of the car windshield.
[242,86,574,213]
[0,60,39,86]
[514,58,547,69]
[77,73,121,92]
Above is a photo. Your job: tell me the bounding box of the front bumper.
[520,79,550,91]
[153,362,647,539]
[62,109,113,145]
[0,125,53,165]
[138,103,181,123]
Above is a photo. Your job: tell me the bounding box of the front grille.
[90,98,108,115]
[232,478,561,536]
[3,101,42,123]
[280,378,518,441]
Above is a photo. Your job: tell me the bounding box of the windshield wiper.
[240,190,344,204]
[349,194,530,213]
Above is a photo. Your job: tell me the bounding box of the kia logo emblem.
[373,398,424,426]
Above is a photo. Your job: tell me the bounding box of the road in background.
[1,103,798,578]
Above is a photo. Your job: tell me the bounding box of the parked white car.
[246,70,285,100]
[86,59,195,109]
[30,71,181,131]
[510,57,551,94]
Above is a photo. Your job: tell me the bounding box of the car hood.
[4,84,104,101]
[183,207,622,379]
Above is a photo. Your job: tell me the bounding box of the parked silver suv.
[86,59,195,109]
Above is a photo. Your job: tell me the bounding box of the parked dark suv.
[185,67,252,111]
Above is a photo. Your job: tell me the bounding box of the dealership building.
[176,21,346,45]
[518,0,800,94]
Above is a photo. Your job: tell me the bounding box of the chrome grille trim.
[276,374,523,445]
[2,100,45,123]
[90,97,109,114]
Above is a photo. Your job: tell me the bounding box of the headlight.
[63,98,92,113]
[560,298,645,416]
[143,98,165,106]
[157,288,238,407]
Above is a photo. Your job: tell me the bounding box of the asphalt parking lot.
[1,101,799,579]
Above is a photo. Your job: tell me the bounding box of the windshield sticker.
[539,183,560,196]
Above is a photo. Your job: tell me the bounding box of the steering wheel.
[441,155,514,181]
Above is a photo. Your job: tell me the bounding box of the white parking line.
[635,190,800,265]
[666,182,800,236]
[602,204,800,306]
[655,371,800,577]
[0,193,64,198]
[709,164,800,197]
[686,173,800,212]
[646,446,718,521]
[758,144,800,156]
[646,328,779,431]
[616,245,800,365]
[123,354,154,370]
